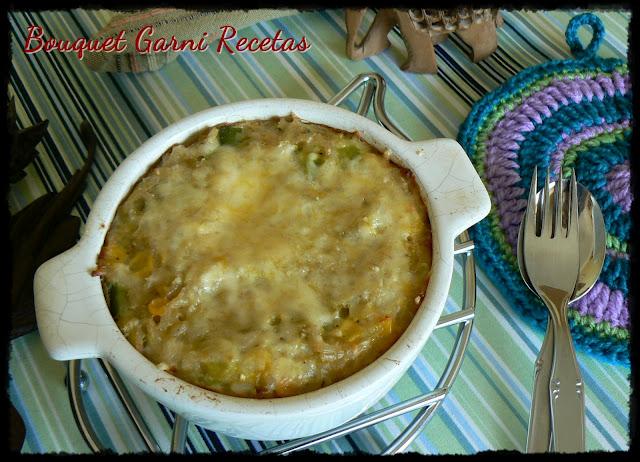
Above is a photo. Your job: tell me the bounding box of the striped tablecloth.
[8,9,630,454]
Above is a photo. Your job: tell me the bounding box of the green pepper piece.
[307,152,325,172]
[337,144,361,161]
[218,126,244,145]
[312,153,325,166]
[108,283,128,315]
[294,145,325,178]
[304,152,326,178]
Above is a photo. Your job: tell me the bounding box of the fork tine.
[554,170,564,237]
[541,167,553,237]
[525,166,538,238]
[568,168,579,238]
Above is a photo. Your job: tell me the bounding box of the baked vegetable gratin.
[95,116,432,399]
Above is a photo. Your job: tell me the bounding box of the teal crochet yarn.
[457,13,631,364]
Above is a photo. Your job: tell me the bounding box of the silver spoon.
[518,180,606,452]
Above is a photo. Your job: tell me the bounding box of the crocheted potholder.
[458,13,631,364]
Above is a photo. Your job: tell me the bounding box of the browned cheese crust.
[97,116,432,398]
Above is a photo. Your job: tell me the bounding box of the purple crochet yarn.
[606,248,629,260]
[487,72,629,147]
[573,281,628,328]
[606,161,631,212]
[549,121,631,175]
[483,73,631,251]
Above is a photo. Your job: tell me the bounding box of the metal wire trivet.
[66,73,477,455]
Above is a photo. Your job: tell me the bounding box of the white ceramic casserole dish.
[34,99,490,440]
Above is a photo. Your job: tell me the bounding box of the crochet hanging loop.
[565,13,606,60]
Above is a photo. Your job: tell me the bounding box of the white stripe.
[58,11,146,151]
[253,22,333,101]
[323,10,468,137]
[82,359,143,451]
[475,271,541,358]
[230,25,288,98]
[593,360,629,396]
[584,391,628,449]
[118,370,175,453]
[183,52,245,103]
[13,339,74,450]
[431,338,524,450]
[414,339,493,450]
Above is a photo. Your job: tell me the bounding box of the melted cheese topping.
[97,116,432,398]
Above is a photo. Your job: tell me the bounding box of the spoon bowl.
[518,180,606,301]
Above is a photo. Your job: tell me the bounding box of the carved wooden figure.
[346,9,503,74]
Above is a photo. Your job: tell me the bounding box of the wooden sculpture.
[346,9,503,74]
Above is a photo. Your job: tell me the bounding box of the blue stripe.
[67,10,155,140]
[197,427,225,453]
[434,46,488,96]
[581,371,629,428]
[359,420,393,453]
[8,65,92,220]
[243,439,259,454]
[475,58,508,84]
[14,11,124,185]
[449,33,521,77]
[319,11,446,137]
[272,18,343,97]
[179,54,225,106]
[344,434,361,453]
[9,73,57,194]
[465,329,531,410]
[229,54,269,98]
[446,329,529,430]
[155,63,201,115]
[157,405,196,453]
[502,16,551,60]
[476,272,544,354]
[193,426,216,453]
[383,389,440,452]
[254,23,328,102]
[182,48,244,105]
[585,407,624,449]
[406,365,479,452]
[126,77,173,129]
[437,69,475,107]
[475,272,626,444]
[9,381,45,453]
[493,45,524,73]
[234,32,286,98]
[32,11,129,168]
[510,11,575,59]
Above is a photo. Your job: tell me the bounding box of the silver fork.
[522,167,584,452]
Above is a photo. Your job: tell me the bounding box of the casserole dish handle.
[34,242,111,360]
[406,138,491,238]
